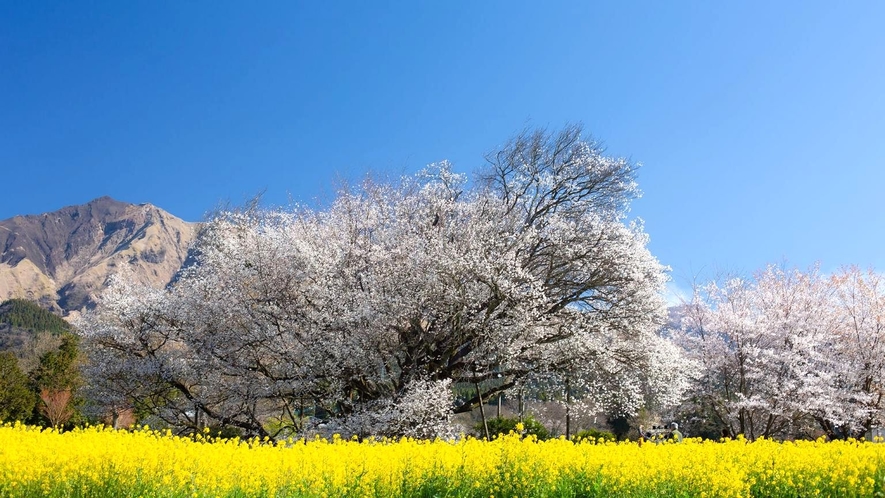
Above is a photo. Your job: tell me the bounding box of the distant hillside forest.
[0,299,81,427]
[0,299,71,335]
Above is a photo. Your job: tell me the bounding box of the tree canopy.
[79,125,685,438]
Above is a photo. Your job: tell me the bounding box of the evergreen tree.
[0,352,35,422]
[31,333,81,392]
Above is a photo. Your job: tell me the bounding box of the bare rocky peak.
[0,196,197,314]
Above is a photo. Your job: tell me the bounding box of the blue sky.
[2,1,884,290]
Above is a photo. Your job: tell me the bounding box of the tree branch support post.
[565,376,571,440]
[475,378,490,440]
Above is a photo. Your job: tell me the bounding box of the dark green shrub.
[606,415,631,440]
[474,415,550,440]
[573,428,616,443]
[205,425,244,440]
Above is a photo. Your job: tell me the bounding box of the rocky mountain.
[0,197,196,315]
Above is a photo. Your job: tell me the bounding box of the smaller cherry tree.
[674,265,885,440]
[826,267,885,437]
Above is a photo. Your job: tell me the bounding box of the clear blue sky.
[2,1,884,290]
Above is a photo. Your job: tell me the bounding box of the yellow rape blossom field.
[2,423,885,497]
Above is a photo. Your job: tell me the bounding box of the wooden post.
[475,379,490,440]
[565,377,571,440]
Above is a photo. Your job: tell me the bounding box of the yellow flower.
[3,422,885,497]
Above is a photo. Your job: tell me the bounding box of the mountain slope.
[0,197,196,314]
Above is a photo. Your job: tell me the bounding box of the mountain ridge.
[0,197,197,314]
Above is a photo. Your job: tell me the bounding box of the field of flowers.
[1,423,884,498]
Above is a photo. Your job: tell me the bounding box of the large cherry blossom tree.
[79,125,681,438]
